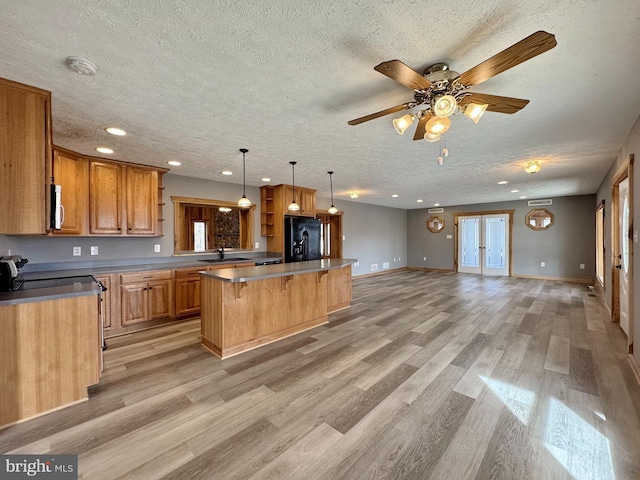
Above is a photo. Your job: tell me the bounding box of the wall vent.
[528,199,552,206]
[428,207,444,213]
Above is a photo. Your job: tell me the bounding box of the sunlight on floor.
[544,398,615,480]
[481,376,616,480]
[480,375,535,426]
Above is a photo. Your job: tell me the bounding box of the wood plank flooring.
[2,270,640,479]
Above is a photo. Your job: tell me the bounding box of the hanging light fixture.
[237,148,252,208]
[287,161,300,211]
[392,114,415,135]
[423,132,441,142]
[327,171,338,215]
[524,160,541,174]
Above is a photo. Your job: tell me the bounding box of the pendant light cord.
[242,151,246,197]
[328,171,334,205]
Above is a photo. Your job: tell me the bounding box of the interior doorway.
[455,211,513,276]
[317,211,343,259]
[611,155,634,353]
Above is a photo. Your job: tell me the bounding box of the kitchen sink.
[198,258,253,263]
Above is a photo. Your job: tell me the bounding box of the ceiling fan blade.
[460,93,529,114]
[413,113,431,140]
[458,31,557,87]
[347,103,412,125]
[374,60,432,91]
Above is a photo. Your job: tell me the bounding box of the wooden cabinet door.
[300,188,316,217]
[0,79,50,234]
[126,167,158,235]
[148,279,173,319]
[52,150,88,235]
[175,277,201,317]
[282,185,302,215]
[90,161,123,234]
[121,283,148,325]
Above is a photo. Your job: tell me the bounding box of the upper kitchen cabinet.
[51,148,88,235]
[282,185,316,217]
[0,78,52,234]
[89,160,165,236]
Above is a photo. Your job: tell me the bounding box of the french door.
[457,213,510,276]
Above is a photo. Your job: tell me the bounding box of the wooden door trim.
[454,210,514,276]
[611,154,634,355]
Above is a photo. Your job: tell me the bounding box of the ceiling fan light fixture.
[524,160,541,174]
[424,132,441,142]
[425,115,451,135]
[433,95,457,117]
[464,103,488,124]
[392,114,415,135]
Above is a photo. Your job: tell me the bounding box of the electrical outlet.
[343,235,346,241]
[90,246,99,256]
[541,261,546,267]
[383,262,390,269]
[446,234,452,239]
[580,263,585,269]
[255,242,260,249]
[423,257,427,261]
[73,246,81,256]
[371,264,378,271]
[354,261,359,267]
[154,244,161,253]
[393,257,396,262]
[399,257,401,261]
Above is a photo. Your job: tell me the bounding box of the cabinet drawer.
[175,267,208,278]
[120,270,172,284]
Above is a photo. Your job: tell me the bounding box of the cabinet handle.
[142,276,152,279]
[128,228,132,231]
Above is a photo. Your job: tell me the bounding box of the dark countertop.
[1,253,282,306]
[18,254,283,281]
[0,282,101,306]
[200,258,357,283]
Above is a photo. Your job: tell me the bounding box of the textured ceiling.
[1,0,640,209]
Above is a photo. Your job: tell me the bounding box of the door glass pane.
[461,218,479,267]
[485,217,506,269]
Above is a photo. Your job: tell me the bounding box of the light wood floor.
[2,270,640,479]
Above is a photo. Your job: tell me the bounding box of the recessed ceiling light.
[434,203,440,206]
[497,180,508,185]
[221,170,232,175]
[168,161,181,166]
[261,177,271,182]
[96,147,113,154]
[106,127,126,136]
[511,189,519,193]
[520,195,527,199]
[417,199,423,203]
[391,194,399,198]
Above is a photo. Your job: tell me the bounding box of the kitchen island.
[200,259,355,359]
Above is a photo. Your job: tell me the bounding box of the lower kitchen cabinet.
[175,267,203,317]
[120,270,174,327]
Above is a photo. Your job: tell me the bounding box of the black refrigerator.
[284,217,322,263]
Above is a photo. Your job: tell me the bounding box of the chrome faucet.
[217,247,225,260]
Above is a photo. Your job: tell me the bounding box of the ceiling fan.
[347,31,557,141]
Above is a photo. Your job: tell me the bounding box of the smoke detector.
[66,56,97,76]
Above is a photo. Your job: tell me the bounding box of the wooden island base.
[200,260,353,359]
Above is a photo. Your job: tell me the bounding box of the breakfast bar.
[199,259,355,359]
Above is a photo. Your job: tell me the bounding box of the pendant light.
[287,161,300,211]
[237,148,252,208]
[327,171,338,215]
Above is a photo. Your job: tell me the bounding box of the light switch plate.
[73,246,81,256]
[255,242,260,249]
[90,246,99,256]
[446,234,452,239]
